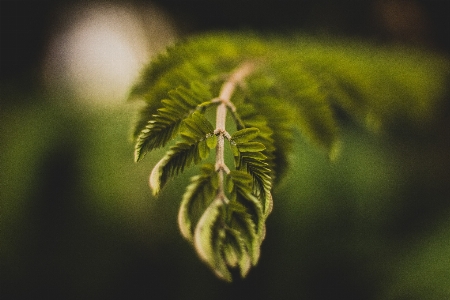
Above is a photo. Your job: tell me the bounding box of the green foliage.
[129,32,449,281]
[134,82,212,161]
[149,111,216,195]
[178,163,219,241]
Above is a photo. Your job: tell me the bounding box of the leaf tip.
[178,201,193,242]
[134,149,142,163]
[149,159,164,195]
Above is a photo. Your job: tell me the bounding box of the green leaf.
[228,171,266,240]
[228,126,274,217]
[239,156,272,211]
[206,134,218,149]
[233,102,284,180]
[134,82,213,161]
[269,63,340,153]
[182,118,204,138]
[222,234,240,267]
[230,143,239,157]
[238,151,267,161]
[231,128,260,144]
[228,170,253,188]
[262,191,273,218]
[192,111,215,134]
[149,111,216,194]
[181,111,215,138]
[134,118,182,162]
[169,86,203,107]
[149,141,201,195]
[198,140,209,160]
[228,201,261,265]
[178,164,217,241]
[223,228,252,277]
[194,198,232,282]
[237,142,266,153]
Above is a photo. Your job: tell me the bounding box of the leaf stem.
[214,62,256,201]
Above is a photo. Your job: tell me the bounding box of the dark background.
[2,0,450,88]
[1,1,450,299]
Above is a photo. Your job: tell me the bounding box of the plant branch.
[214,62,256,201]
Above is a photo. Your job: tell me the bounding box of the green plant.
[129,32,449,281]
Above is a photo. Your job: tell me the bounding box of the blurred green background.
[1,1,450,299]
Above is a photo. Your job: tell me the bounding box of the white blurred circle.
[43,2,177,106]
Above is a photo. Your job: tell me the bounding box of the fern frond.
[241,75,296,179]
[134,82,212,161]
[227,200,261,265]
[230,128,273,213]
[194,197,232,282]
[149,142,198,195]
[178,164,218,241]
[149,112,216,194]
[227,170,266,241]
[240,154,273,210]
[232,101,289,181]
[131,32,449,281]
[194,193,263,279]
[223,228,252,277]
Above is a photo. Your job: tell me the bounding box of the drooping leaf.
[194,197,232,282]
[228,171,266,242]
[134,116,182,162]
[149,141,199,195]
[228,201,261,265]
[223,228,252,277]
[178,164,218,241]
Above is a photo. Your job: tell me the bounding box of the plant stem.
[214,62,256,201]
